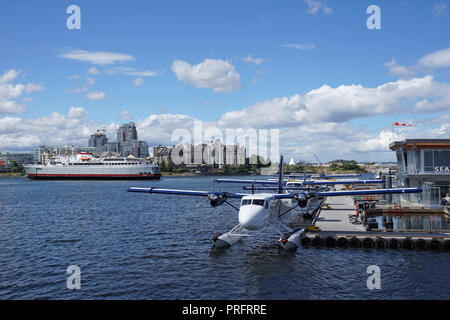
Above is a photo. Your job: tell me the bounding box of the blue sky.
[1,0,449,161]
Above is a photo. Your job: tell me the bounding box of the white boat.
[24,152,161,180]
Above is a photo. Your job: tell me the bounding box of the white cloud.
[59,50,134,65]
[65,87,88,94]
[171,58,242,93]
[281,43,316,50]
[85,77,95,85]
[352,130,405,153]
[68,75,81,80]
[242,54,265,65]
[133,77,144,87]
[68,107,87,119]
[104,66,159,77]
[118,109,132,120]
[0,108,96,150]
[304,0,333,15]
[418,47,450,69]
[86,67,100,75]
[0,69,44,115]
[138,113,199,145]
[125,70,158,77]
[219,76,449,128]
[85,91,106,101]
[433,2,447,15]
[0,69,21,84]
[384,59,417,79]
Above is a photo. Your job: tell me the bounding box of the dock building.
[389,139,450,204]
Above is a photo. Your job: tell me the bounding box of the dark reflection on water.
[0,177,449,299]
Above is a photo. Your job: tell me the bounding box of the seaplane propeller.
[208,192,229,207]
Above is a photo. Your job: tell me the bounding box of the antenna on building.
[97,126,107,135]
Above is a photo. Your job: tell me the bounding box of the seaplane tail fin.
[278,155,284,194]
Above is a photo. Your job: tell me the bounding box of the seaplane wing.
[214,179,278,185]
[271,187,422,200]
[127,187,246,198]
[300,179,384,185]
[314,187,422,197]
[215,178,383,186]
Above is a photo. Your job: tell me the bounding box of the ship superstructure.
[24,152,161,180]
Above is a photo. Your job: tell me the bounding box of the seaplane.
[127,156,422,251]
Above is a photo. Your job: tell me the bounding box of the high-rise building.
[89,130,109,150]
[100,123,149,158]
[117,122,138,143]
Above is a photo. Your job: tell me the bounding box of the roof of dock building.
[389,139,450,151]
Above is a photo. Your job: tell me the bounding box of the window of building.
[424,150,433,172]
[434,151,450,167]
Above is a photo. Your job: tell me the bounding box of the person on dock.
[441,193,449,206]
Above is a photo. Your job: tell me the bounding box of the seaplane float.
[127,156,421,251]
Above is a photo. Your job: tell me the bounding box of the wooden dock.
[302,196,450,250]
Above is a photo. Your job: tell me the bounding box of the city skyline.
[1,0,450,162]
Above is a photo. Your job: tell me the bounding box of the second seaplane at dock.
[127,156,422,251]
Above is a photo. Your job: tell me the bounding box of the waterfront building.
[109,122,149,158]
[389,139,450,204]
[120,140,149,159]
[117,122,138,143]
[153,145,173,165]
[153,139,246,170]
[0,153,34,172]
[88,130,109,150]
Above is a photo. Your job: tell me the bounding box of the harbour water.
[0,176,449,299]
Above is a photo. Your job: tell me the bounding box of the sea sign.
[434,166,450,173]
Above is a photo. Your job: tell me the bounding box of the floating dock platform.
[301,196,450,251]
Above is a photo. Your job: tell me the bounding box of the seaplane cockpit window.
[252,199,265,207]
[241,199,252,206]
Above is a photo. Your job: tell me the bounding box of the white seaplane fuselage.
[213,193,323,248]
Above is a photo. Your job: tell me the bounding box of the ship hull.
[24,159,161,180]
[27,173,161,180]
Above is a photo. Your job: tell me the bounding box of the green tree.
[160,160,167,172]
[11,160,19,173]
